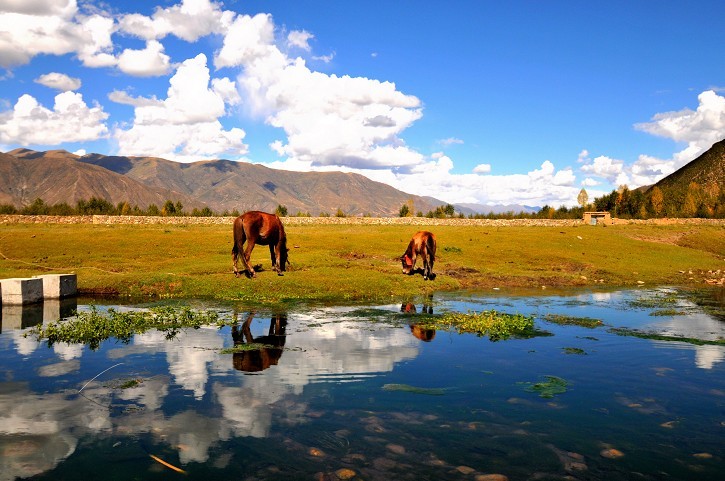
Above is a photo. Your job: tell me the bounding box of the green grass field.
[1,221,722,306]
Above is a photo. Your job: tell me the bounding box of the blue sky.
[1,0,724,208]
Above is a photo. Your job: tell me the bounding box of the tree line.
[398,182,725,220]
[0,198,223,217]
[2,180,723,219]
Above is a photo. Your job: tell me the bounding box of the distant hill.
[2,149,446,216]
[455,202,540,215]
[1,150,203,210]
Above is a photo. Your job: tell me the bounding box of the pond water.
[0,288,723,481]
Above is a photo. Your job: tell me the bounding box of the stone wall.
[0,214,723,227]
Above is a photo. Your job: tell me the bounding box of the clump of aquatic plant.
[609,327,725,346]
[438,310,537,341]
[627,291,680,310]
[649,309,686,317]
[118,378,143,389]
[542,314,603,328]
[382,383,446,395]
[28,305,231,350]
[520,375,569,398]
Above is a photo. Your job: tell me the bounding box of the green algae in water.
[119,378,143,389]
[609,327,725,346]
[542,314,603,328]
[520,375,569,398]
[27,305,232,350]
[438,310,537,341]
[382,383,446,395]
[562,347,586,355]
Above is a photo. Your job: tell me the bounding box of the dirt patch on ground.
[443,266,480,278]
[623,231,689,246]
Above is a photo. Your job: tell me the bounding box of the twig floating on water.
[149,454,187,474]
[78,362,124,393]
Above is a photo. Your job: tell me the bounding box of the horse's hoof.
[277,272,284,276]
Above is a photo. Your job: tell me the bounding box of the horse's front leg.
[421,248,430,280]
[427,254,435,280]
[270,244,284,276]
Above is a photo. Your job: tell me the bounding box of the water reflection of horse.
[401,300,435,342]
[232,211,289,278]
[400,231,436,280]
[231,312,287,372]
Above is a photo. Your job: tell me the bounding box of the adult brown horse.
[400,231,436,280]
[232,211,289,278]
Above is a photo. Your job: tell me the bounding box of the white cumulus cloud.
[0,0,77,16]
[117,0,232,41]
[114,53,247,162]
[287,30,313,51]
[0,2,117,69]
[243,55,424,169]
[472,163,491,174]
[116,40,172,77]
[0,92,108,145]
[34,72,81,91]
[108,90,162,107]
[214,13,276,68]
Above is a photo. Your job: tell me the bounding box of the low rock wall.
[0,214,723,227]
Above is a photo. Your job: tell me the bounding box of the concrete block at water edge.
[0,278,44,305]
[35,274,77,299]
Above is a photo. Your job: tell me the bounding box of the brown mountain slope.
[3,149,443,215]
[652,138,725,191]
[76,152,441,216]
[3,149,203,210]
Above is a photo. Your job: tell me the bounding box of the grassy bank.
[0,221,722,305]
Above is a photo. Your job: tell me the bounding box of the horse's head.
[400,254,413,274]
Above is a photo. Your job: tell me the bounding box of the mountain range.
[1,149,447,216]
[3,139,722,216]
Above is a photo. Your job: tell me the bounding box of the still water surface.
[0,289,723,480]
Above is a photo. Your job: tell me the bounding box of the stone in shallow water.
[475,475,509,481]
[600,448,624,459]
[334,468,356,479]
[308,447,326,457]
[456,465,476,474]
[386,443,406,455]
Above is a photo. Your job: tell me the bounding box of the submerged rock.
[456,465,476,474]
[600,448,624,459]
[334,468,356,479]
[475,475,509,481]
